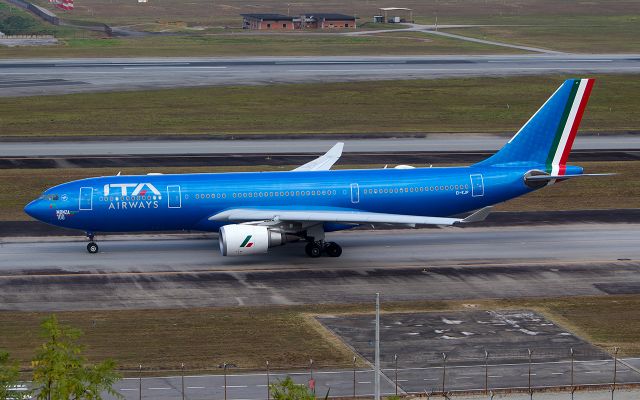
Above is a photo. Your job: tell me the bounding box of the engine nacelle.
[219,224,286,256]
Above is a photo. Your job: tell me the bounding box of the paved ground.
[2,136,639,157]
[1,224,639,311]
[103,359,640,400]
[317,310,609,368]
[1,54,638,96]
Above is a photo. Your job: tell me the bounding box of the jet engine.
[219,224,286,256]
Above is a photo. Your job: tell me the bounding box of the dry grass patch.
[1,75,638,137]
[2,295,640,371]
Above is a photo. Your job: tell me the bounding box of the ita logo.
[240,235,254,248]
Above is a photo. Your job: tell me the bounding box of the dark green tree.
[0,350,30,400]
[0,15,38,35]
[32,315,122,400]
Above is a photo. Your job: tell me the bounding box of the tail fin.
[477,78,594,175]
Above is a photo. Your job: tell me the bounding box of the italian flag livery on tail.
[477,78,597,182]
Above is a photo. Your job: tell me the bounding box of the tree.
[0,15,38,35]
[270,376,315,400]
[0,350,30,400]
[31,315,122,400]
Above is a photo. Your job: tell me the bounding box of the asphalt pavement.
[1,224,639,311]
[106,359,640,400]
[2,136,639,157]
[1,54,639,96]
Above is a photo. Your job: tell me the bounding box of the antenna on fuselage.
[116,171,121,176]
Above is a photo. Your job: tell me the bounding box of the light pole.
[352,356,356,398]
[266,361,270,400]
[394,353,398,396]
[612,347,619,400]
[570,348,575,400]
[309,358,315,395]
[484,350,489,395]
[374,293,380,400]
[223,362,228,400]
[528,349,533,400]
[181,363,185,400]
[441,352,447,395]
[138,364,142,400]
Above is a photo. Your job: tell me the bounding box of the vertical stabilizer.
[477,79,594,175]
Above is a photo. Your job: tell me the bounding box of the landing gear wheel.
[325,242,342,257]
[87,242,99,254]
[305,242,322,258]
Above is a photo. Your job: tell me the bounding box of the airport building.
[300,13,357,29]
[242,13,357,30]
[241,14,295,30]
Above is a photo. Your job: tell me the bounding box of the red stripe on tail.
[559,79,595,169]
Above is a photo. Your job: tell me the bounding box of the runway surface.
[1,54,639,96]
[3,136,640,157]
[1,224,639,311]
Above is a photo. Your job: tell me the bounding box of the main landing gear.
[303,225,342,258]
[304,241,342,258]
[86,232,99,254]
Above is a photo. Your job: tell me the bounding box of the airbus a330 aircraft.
[25,78,609,258]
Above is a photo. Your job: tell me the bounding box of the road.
[1,224,639,311]
[107,359,640,400]
[2,136,640,157]
[1,54,639,96]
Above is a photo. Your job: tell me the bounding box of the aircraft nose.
[24,199,42,220]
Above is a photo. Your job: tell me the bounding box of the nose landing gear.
[86,232,99,254]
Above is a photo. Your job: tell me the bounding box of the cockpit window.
[42,194,59,201]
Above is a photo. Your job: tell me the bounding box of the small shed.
[378,7,413,23]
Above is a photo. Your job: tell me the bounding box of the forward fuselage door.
[350,183,359,204]
[79,187,93,210]
[470,174,484,197]
[167,185,182,208]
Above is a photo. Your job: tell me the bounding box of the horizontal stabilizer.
[525,173,615,182]
[292,142,344,172]
[459,206,493,224]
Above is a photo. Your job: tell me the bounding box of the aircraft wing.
[292,142,344,172]
[210,206,492,226]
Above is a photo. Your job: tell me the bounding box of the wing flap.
[210,207,492,227]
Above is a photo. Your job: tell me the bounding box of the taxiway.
[1,224,638,311]
[1,54,639,96]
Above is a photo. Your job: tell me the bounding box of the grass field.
[442,15,640,53]
[1,295,640,371]
[1,75,638,137]
[1,161,637,221]
[0,1,636,56]
[28,0,640,30]
[0,29,520,58]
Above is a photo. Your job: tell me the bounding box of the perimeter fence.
[16,346,639,399]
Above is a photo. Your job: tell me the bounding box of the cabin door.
[350,183,360,204]
[470,174,484,197]
[167,185,182,208]
[79,187,93,210]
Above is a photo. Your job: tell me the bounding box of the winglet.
[292,142,344,172]
[458,206,493,224]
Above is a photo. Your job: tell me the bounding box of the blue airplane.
[25,78,610,257]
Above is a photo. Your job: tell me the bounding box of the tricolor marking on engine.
[240,235,254,248]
